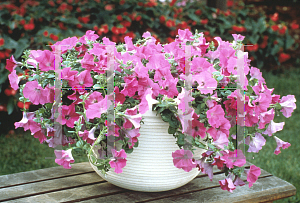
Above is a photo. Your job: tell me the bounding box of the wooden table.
[0,161,296,203]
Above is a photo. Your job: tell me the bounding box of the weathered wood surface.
[0,162,296,203]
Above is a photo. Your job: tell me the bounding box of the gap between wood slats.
[0,171,95,190]
[0,180,106,203]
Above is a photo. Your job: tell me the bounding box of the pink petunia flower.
[245,132,266,153]
[109,149,127,173]
[273,136,291,155]
[35,50,55,71]
[279,95,297,118]
[244,165,261,188]
[262,120,284,137]
[206,105,225,128]
[56,104,80,128]
[8,69,20,90]
[68,70,93,88]
[172,149,196,172]
[6,55,22,72]
[33,130,47,144]
[61,67,78,81]
[23,81,49,105]
[54,149,75,169]
[78,127,97,145]
[219,174,236,193]
[86,95,111,119]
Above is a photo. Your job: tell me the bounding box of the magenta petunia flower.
[78,127,97,145]
[79,30,99,44]
[6,55,21,72]
[8,69,20,90]
[80,52,95,71]
[172,149,196,172]
[258,108,275,129]
[245,132,266,153]
[233,176,246,187]
[35,50,55,71]
[262,120,284,137]
[220,149,246,169]
[219,175,236,193]
[84,91,103,109]
[244,165,261,188]
[54,149,75,169]
[56,104,80,128]
[109,149,127,173]
[206,105,225,128]
[86,95,111,119]
[33,130,47,144]
[212,154,225,170]
[61,67,78,81]
[68,70,93,88]
[279,95,297,118]
[23,81,49,105]
[273,136,291,155]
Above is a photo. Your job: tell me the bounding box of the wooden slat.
[77,169,273,203]
[0,173,104,202]
[1,161,295,203]
[149,176,296,203]
[0,162,93,189]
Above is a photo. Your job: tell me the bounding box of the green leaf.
[125,148,134,154]
[207,143,216,150]
[7,97,15,115]
[187,13,200,22]
[168,126,176,134]
[285,34,295,49]
[76,140,85,148]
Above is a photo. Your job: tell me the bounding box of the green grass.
[0,68,299,202]
[0,130,88,176]
[250,68,300,203]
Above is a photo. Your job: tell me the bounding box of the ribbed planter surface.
[90,106,206,192]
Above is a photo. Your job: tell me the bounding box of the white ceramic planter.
[90,106,206,192]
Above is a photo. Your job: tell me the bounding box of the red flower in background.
[232,25,246,32]
[117,15,123,21]
[136,15,142,21]
[166,19,175,27]
[270,13,279,22]
[200,19,208,24]
[112,26,120,35]
[20,19,25,25]
[120,0,125,5]
[50,33,59,41]
[170,0,177,7]
[0,38,4,46]
[24,23,35,30]
[43,31,48,37]
[291,22,299,30]
[279,26,287,34]
[58,22,67,30]
[246,44,259,52]
[227,0,233,7]
[271,25,279,31]
[105,4,114,11]
[48,0,55,6]
[78,16,90,24]
[159,16,166,24]
[195,9,202,15]
[278,53,291,63]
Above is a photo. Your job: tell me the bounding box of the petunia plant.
[7,29,296,192]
